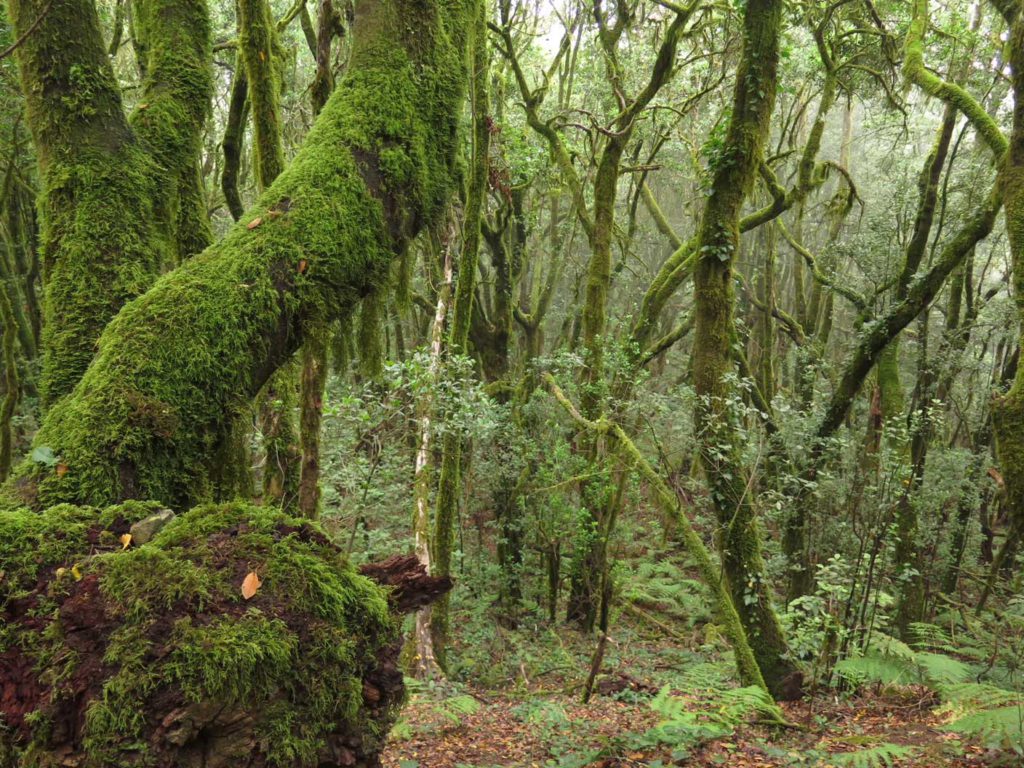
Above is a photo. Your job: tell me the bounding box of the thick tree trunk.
[992,7,1024,604]
[3,0,472,512]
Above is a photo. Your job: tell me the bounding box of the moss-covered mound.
[0,502,423,767]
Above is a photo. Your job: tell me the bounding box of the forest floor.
[379,623,1006,768]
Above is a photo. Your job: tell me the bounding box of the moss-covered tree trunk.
[690,0,801,700]
[6,0,211,408]
[991,4,1024,605]
[4,0,472,512]
[432,6,490,662]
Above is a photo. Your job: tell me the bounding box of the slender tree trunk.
[411,223,455,679]
[221,54,249,222]
[690,0,800,700]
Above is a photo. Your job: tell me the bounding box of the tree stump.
[0,502,450,767]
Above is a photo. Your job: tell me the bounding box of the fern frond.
[834,655,915,685]
[915,652,970,685]
[940,683,1024,709]
[866,633,916,661]
[948,705,1024,750]
[716,685,783,722]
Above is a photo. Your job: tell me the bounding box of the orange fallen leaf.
[298,259,308,274]
[248,217,263,230]
[241,570,262,600]
[56,463,68,477]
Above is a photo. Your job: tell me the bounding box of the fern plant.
[632,685,784,760]
[828,742,917,768]
[833,633,1024,757]
[834,633,969,688]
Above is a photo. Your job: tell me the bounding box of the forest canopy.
[0,0,1023,766]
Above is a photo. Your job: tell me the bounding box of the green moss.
[166,613,298,702]
[876,342,904,424]
[357,291,385,380]
[2,502,400,767]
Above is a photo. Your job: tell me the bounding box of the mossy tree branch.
[903,0,1008,160]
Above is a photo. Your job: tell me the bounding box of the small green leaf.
[31,446,59,467]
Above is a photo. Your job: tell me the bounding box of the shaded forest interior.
[1,0,1024,766]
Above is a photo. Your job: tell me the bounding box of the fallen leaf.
[120,533,132,550]
[247,217,263,230]
[241,570,262,600]
[56,463,68,477]
[298,259,308,274]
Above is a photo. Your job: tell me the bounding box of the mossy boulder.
[0,502,444,767]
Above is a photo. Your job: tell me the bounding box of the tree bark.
[432,2,490,658]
